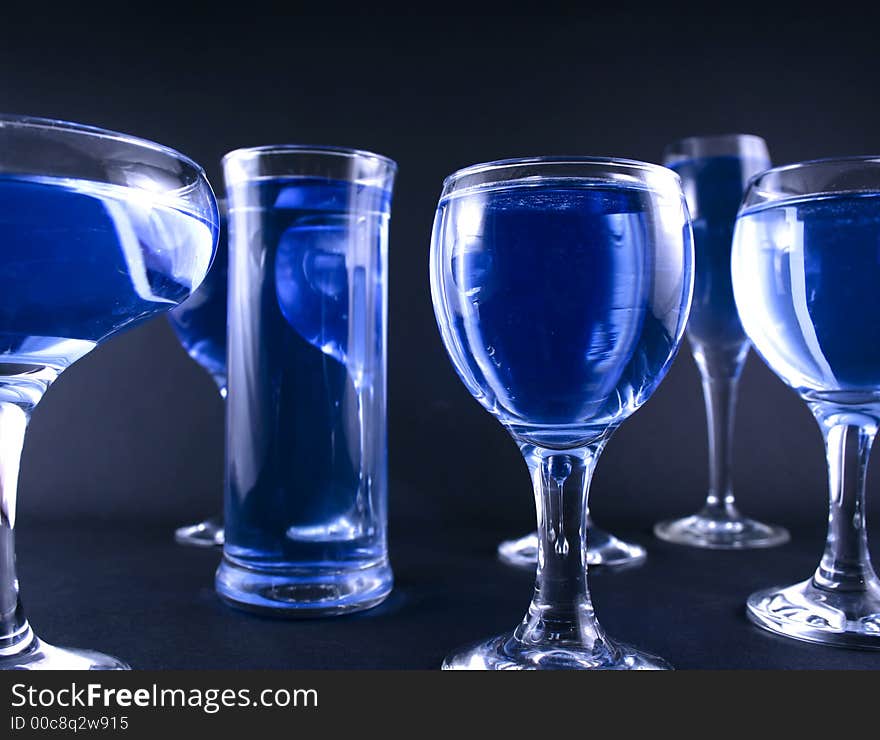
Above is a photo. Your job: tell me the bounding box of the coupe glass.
[655,134,789,549]
[732,156,880,647]
[0,114,218,669]
[169,199,227,548]
[431,157,693,669]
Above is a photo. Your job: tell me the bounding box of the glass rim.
[742,154,880,210]
[747,154,880,183]
[0,112,207,175]
[441,155,681,193]
[221,144,397,171]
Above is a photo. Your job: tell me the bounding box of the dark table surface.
[15,507,880,670]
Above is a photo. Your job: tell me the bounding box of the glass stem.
[693,343,748,518]
[515,441,608,650]
[701,375,739,516]
[812,410,878,592]
[0,400,32,654]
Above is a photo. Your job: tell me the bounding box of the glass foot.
[175,515,224,547]
[215,555,393,617]
[498,526,646,569]
[442,633,671,670]
[654,509,789,549]
[1,632,129,670]
[747,578,880,649]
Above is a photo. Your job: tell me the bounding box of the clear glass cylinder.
[217,145,396,616]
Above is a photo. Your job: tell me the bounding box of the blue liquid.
[0,174,215,385]
[168,207,228,392]
[734,192,880,396]
[432,180,691,446]
[224,176,390,570]
[669,155,769,349]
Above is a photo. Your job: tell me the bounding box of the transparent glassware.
[169,199,228,548]
[654,134,789,549]
[732,156,880,648]
[0,114,218,669]
[497,520,645,569]
[217,146,395,616]
[431,157,693,669]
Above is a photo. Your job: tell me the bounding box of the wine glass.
[170,198,227,548]
[0,114,218,669]
[732,156,880,647]
[431,156,693,669]
[654,134,789,549]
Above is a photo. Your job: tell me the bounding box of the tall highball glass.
[217,146,395,616]
[655,134,789,549]
[0,115,218,668]
[431,157,693,669]
[733,156,880,647]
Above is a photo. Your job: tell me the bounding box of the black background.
[3,6,880,669]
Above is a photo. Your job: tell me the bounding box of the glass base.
[1,632,129,670]
[747,578,880,649]
[498,527,646,569]
[442,633,671,670]
[215,556,393,617]
[654,509,789,549]
[175,515,224,548]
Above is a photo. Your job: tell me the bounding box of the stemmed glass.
[170,199,227,548]
[654,134,789,549]
[431,157,693,669]
[0,114,218,668]
[732,157,880,647]
[497,518,645,569]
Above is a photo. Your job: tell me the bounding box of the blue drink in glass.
[671,155,760,348]
[655,134,788,549]
[168,203,228,547]
[732,158,880,649]
[493,177,690,568]
[0,114,217,670]
[0,175,214,379]
[432,158,692,670]
[217,147,396,616]
[735,193,880,391]
[443,182,684,443]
